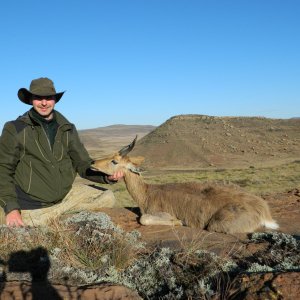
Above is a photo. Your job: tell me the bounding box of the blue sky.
[1,0,299,129]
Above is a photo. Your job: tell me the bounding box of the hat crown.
[29,77,57,96]
[18,77,64,105]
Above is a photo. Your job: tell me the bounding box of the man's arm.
[67,125,122,183]
[0,123,22,212]
[0,122,23,226]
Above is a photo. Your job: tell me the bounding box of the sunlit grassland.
[110,160,300,207]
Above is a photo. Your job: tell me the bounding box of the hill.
[131,114,300,169]
[78,124,156,158]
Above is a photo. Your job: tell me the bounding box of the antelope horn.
[118,135,138,157]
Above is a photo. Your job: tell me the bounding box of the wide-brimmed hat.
[18,77,65,105]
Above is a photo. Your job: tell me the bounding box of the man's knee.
[0,207,6,225]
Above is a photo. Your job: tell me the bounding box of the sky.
[0,0,299,130]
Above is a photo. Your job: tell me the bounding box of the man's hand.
[6,209,25,227]
[107,171,124,182]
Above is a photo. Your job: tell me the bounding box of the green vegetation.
[110,160,300,207]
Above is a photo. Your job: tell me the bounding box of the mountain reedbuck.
[92,137,279,234]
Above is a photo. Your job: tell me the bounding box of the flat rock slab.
[0,282,141,300]
[263,188,300,235]
[235,272,300,300]
[97,207,248,256]
[97,189,300,253]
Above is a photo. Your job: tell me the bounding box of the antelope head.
[92,136,145,175]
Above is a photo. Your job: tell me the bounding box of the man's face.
[32,95,56,120]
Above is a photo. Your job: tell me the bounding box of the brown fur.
[93,142,279,234]
[123,171,277,233]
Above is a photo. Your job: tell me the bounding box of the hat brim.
[18,88,65,105]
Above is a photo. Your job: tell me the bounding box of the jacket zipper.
[55,125,65,161]
[41,126,52,151]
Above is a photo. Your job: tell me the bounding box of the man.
[0,77,123,227]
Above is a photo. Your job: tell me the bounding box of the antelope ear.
[130,156,145,165]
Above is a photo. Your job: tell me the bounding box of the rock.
[236,272,300,300]
[0,282,142,300]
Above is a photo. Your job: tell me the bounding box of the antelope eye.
[112,160,118,165]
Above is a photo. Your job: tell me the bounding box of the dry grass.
[109,160,300,207]
[0,227,57,262]
[51,212,144,271]
[0,211,144,278]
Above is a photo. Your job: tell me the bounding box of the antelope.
[92,137,279,234]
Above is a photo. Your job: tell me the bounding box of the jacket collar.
[17,109,73,130]
[30,108,57,125]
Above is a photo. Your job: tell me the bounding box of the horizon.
[78,113,299,131]
[1,0,299,130]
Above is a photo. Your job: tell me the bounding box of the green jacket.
[0,109,109,214]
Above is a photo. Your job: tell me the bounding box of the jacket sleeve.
[67,124,114,184]
[0,122,21,214]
